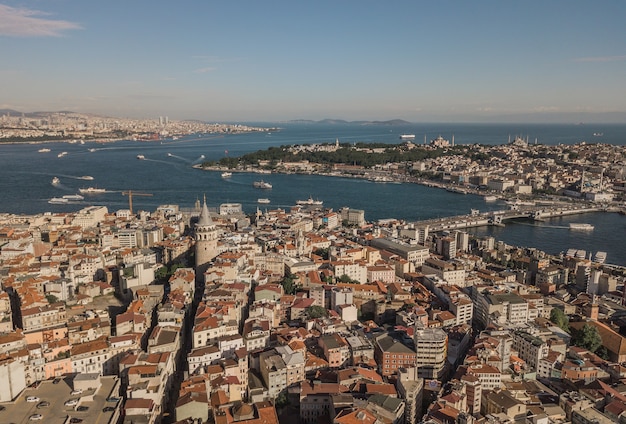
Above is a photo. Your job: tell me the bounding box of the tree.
[572,324,603,353]
[155,266,169,280]
[305,305,328,319]
[280,276,297,295]
[45,294,59,304]
[313,248,329,260]
[549,308,569,332]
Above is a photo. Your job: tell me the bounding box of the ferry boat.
[79,187,106,194]
[569,223,594,231]
[399,134,416,140]
[38,148,51,153]
[296,196,323,206]
[57,151,68,158]
[48,197,68,204]
[253,180,272,189]
[137,155,145,160]
[63,194,84,201]
[257,198,270,204]
[221,172,232,178]
[51,177,60,185]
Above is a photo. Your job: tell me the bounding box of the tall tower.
[195,196,219,282]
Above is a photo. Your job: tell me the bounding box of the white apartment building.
[414,327,448,379]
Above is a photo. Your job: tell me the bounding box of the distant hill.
[0,109,82,118]
[289,118,412,125]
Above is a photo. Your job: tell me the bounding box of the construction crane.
[122,190,153,215]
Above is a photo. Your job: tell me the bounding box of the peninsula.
[199,135,624,205]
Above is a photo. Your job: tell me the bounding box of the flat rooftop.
[0,375,120,424]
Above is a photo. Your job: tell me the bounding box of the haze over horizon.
[2,1,626,124]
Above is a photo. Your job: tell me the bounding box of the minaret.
[195,195,219,282]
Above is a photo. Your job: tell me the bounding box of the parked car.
[70,389,82,395]
[64,399,78,407]
[76,406,89,412]
[36,401,50,409]
[29,415,43,421]
[69,419,83,424]
[26,396,40,403]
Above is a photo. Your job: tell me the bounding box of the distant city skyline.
[2,1,626,123]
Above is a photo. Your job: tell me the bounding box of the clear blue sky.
[2,0,626,123]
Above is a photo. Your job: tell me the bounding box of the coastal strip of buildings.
[0,197,624,424]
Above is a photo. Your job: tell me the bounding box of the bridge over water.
[409,204,606,233]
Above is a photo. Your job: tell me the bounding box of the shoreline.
[194,164,591,210]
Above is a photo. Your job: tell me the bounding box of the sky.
[1,1,626,123]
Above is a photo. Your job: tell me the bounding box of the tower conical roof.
[197,195,213,226]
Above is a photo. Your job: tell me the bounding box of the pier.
[408,204,605,233]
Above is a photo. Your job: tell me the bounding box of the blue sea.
[1,122,626,265]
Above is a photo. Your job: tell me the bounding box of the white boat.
[569,223,594,231]
[88,148,96,152]
[167,153,173,157]
[399,134,416,140]
[483,195,497,202]
[63,194,84,201]
[257,198,270,204]
[51,177,60,185]
[81,176,94,180]
[57,151,68,158]
[48,197,68,204]
[79,187,106,194]
[38,148,51,153]
[296,196,323,206]
[137,155,145,160]
[221,172,232,178]
[253,180,272,189]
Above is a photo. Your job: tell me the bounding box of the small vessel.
[296,196,323,206]
[38,148,51,153]
[137,155,145,160]
[167,153,173,157]
[593,132,603,137]
[51,177,60,185]
[48,197,68,204]
[81,176,94,180]
[57,151,68,158]
[88,148,97,152]
[257,198,270,204]
[63,194,84,201]
[253,180,272,189]
[221,172,232,178]
[79,187,106,194]
[399,134,416,140]
[483,195,497,202]
[569,223,594,231]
